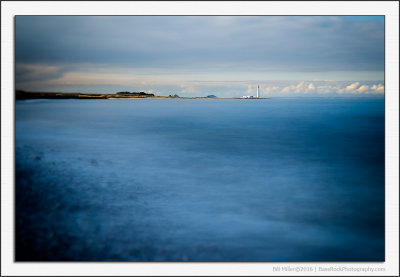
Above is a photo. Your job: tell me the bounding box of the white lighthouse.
[256,85,260,98]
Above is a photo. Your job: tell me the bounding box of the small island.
[16,90,270,100]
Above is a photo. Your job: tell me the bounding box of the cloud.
[316,82,342,94]
[335,82,384,95]
[16,16,384,73]
[273,80,385,96]
[295,81,305,93]
[247,85,254,95]
[371,84,384,93]
[338,82,360,93]
[15,62,385,97]
[179,84,196,93]
[357,85,369,93]
[261,85,280,94]
[307,83,316,91]
[15,63,64,83]
[345,82,360,91]
[280,81,317,94]
[281,85,294,94]
[15,16,384,94]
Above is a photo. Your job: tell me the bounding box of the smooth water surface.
[15,98,385,261]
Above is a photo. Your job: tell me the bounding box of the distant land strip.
[16,90,270,100]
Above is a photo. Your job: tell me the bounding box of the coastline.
[16,90,270,100]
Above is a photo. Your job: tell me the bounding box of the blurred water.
[15,97,385,261]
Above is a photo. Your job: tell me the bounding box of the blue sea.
[15,97,385,261]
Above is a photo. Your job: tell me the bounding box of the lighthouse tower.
[257,85,259,98]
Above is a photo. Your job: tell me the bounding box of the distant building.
[207,95,217,98]
[243,85,259,98]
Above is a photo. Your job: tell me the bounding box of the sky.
[15,16,385,97]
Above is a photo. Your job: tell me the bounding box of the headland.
[16,90,270,100]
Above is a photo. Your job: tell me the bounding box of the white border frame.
[2,1,399,276]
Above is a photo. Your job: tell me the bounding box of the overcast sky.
[15,16,384,97]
